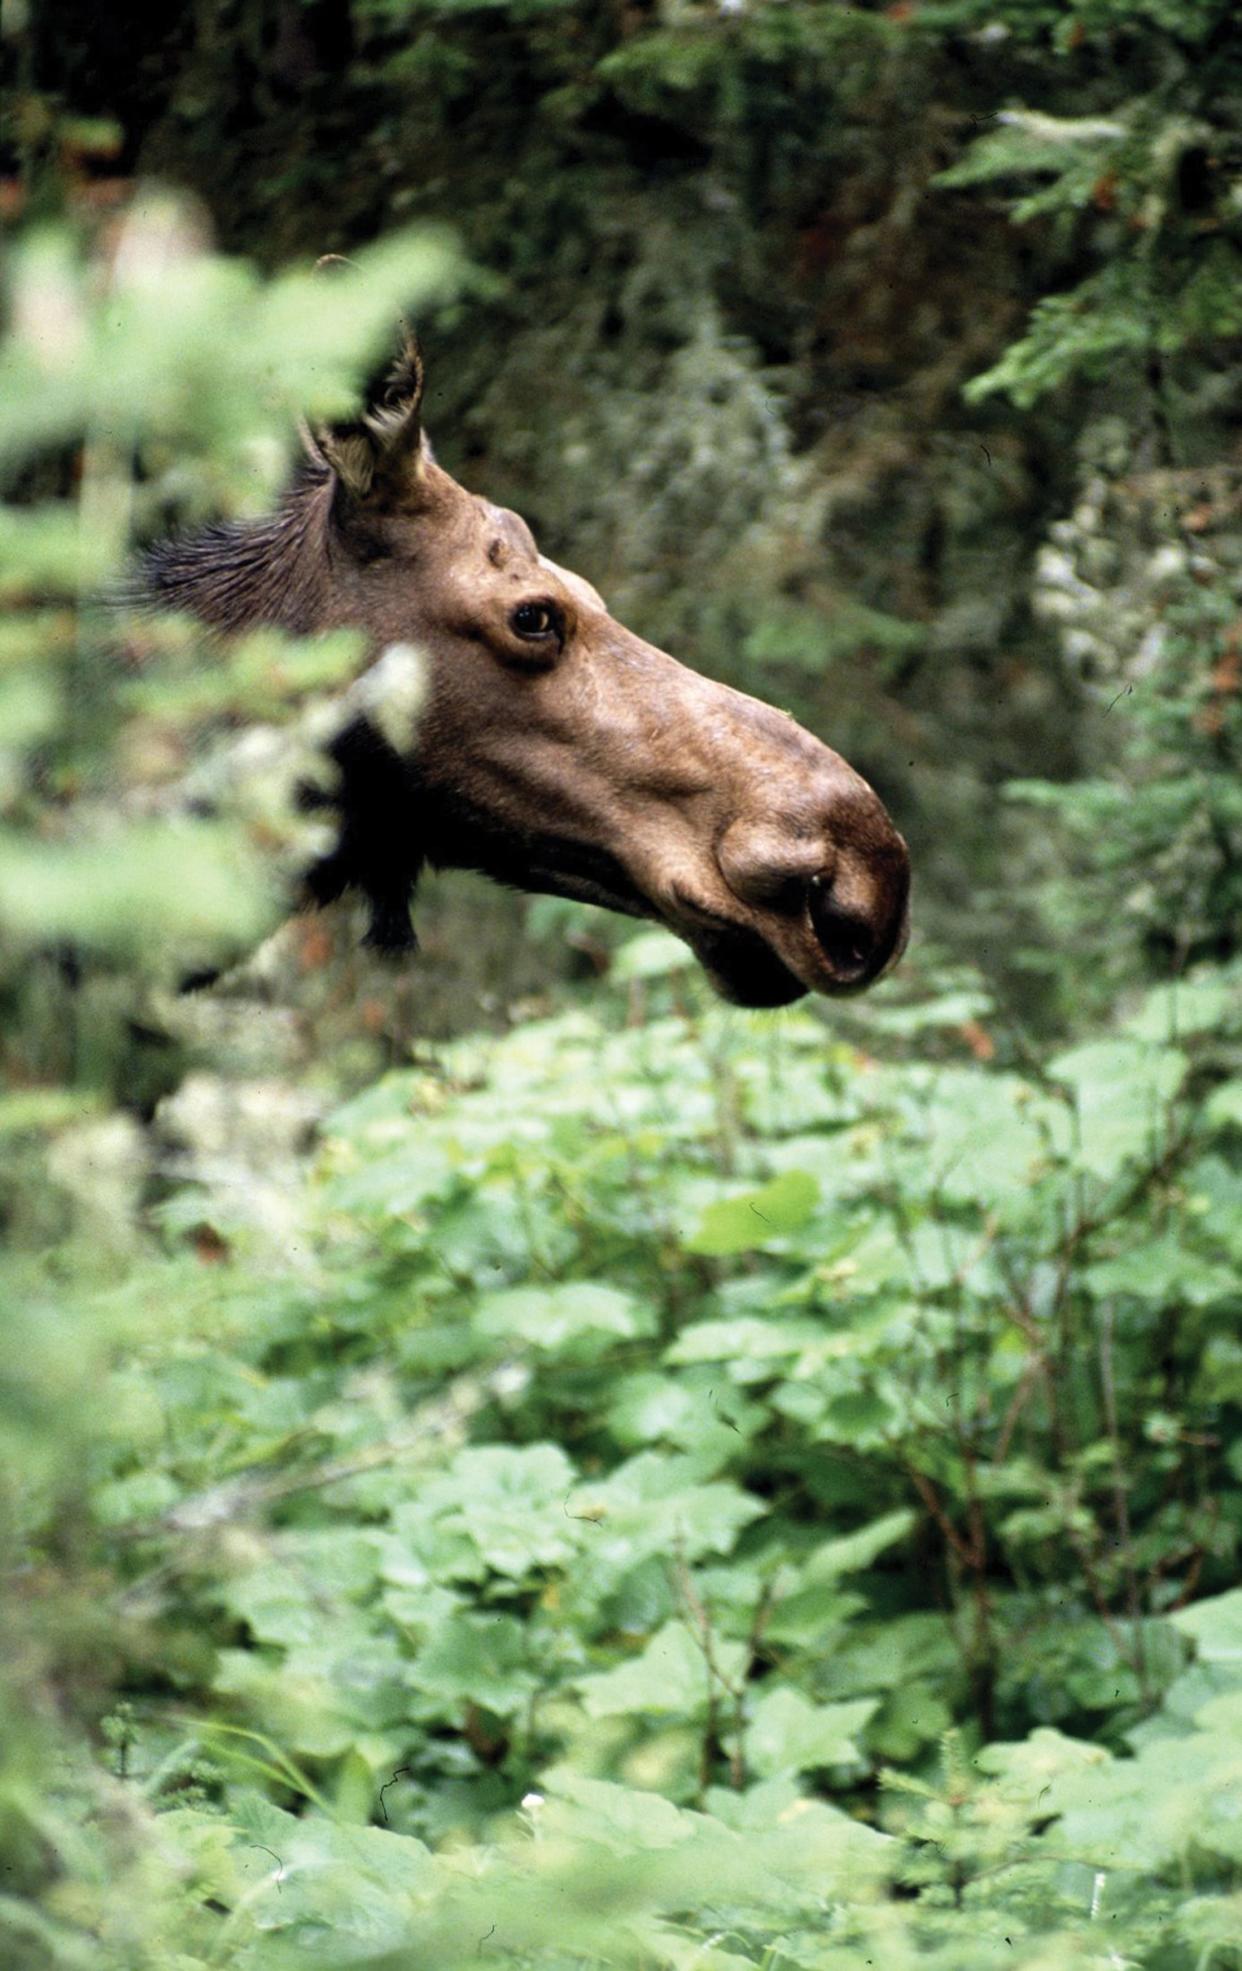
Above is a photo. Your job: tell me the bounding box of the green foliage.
[930,1,1242,411]
[3,1,1242,1965]
[5,950,1242,1966]
[0,220,457,467]
[1010,465,1242,1005]
[0,210,456,1095]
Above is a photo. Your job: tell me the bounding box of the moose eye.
[510,601,561,641]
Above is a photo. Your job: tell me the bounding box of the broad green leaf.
[869,1678,953,1760]
[538,1770,700,1851]
[92,1470,180,1526]
[572,1452,765,1565]
[975,1726,1108,1797]
[666,1314,827,1368]
[211,1646,405,1760]
[0,819,278,955]
[745,1688,877,1778]
[912,1069,1055,1205]
[414,1610,535,1716]
[860,987,994,1035]
[799,1510,915,1583]
[391,1443,579,1581]
[1172,1589,1242,1664]
[578,1620,747,1720]
[1047,1038,1187,1178]
[606,1371,765,1448]
[323,1140,455,1216]
[475,1281,654,1355]
[1125,971,1237,1043]
[1084,1233,1237,1306]
[1052,1727,1242,1870]
[684,1169,820,1255]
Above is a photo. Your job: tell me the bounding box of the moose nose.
[807,868,905,989]
[717,790,910,987]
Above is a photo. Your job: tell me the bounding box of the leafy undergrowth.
[5,951,1242,1969]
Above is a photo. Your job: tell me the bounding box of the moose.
[146,341,910,1008]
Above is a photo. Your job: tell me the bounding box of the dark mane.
[141,458,431,956]
[142,465,335,635]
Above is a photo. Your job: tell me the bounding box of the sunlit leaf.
[684,1169,820,1255]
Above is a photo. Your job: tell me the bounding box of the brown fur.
[145,349,910,1007]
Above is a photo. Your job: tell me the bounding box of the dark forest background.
[3,5,1242,1968]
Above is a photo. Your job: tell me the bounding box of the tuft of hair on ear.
[372,335,425,438]
[317,328,427,504]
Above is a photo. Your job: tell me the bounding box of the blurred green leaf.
[745,1688,878,1778]
[0,820,278,955]
[684,1169,820,1255]
[1047,1037,1187,1178]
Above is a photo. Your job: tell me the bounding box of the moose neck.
[144,470,336,635]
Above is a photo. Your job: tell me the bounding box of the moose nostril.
[807,874,878,982]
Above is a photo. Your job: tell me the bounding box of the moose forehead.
[472,497,607,614]
[479,500,538,569]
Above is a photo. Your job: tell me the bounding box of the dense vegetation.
[2,2,1242,1966]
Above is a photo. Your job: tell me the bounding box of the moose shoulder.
[145,342,910,1008]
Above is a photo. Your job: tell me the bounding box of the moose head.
[147,340,910,1008]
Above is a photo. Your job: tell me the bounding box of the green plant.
[4,6,1242,1963]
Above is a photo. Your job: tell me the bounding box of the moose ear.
[315,335,427,505]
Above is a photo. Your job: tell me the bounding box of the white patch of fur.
[345,641,429,755]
